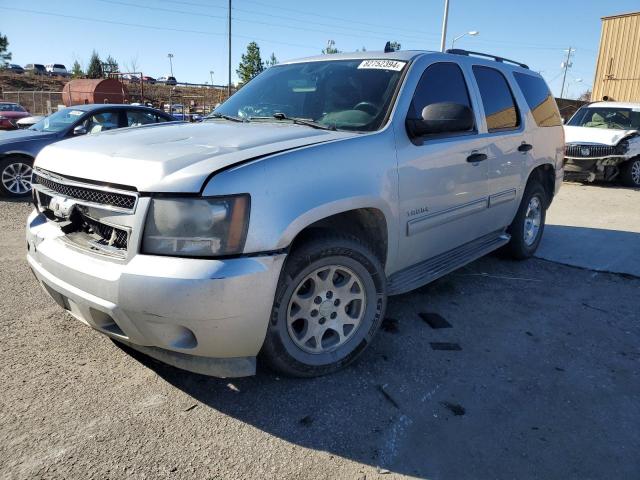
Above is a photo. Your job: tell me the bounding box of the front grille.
[565,144,616,158]
[81,215,128,249]
[32,172,137,210]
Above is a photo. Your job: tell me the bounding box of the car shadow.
[113,249,640,478]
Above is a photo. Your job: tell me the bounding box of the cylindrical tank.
[62,79,129,106]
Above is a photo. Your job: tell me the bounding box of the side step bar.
[387,230,510,295]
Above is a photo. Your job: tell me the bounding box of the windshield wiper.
[206,113,247,123]
[250,113,336,131]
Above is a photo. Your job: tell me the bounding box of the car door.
[469,65,526,232]
[395,61,490,271]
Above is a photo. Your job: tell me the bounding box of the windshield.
[0,103,25,112]
[29,108,85,132]
[210,59,407,132]
[567,107,640,130]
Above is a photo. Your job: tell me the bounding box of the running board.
[387,231,510,295]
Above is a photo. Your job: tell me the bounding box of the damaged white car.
[564,101,640,187]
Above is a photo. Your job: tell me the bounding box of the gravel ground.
[1,185,639,480]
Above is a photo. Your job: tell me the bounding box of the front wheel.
[261,232,387,377]
[505,182,547,260]
[0,157,34,197]
[620,157,640,188]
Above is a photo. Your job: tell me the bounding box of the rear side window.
[472,66,520,132]
[513,72,562,127]
[409,62,473,120]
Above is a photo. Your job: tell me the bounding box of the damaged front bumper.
[26,209,286,377]
[563,155,629,182]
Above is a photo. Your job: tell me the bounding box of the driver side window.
[409,62,473,123]
[83,111,120,134]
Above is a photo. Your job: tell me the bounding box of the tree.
[86,51,103,79]
[103,54,119,75]
[322,40,340,55]
[71,60,84,78]
[0,32,11,64]
[577,89,592,102]
[237,41,264,85]
[125,54,139,73]
[265,52,278,68]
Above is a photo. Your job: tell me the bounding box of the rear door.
[470,65,526,232]
[395,61,490,271]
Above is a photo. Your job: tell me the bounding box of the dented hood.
[564,125,638,146]
[34,121,355,192]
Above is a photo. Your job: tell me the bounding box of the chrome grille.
[565,144,616,158]
[32,172,137,210]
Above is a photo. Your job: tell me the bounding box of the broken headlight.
[142,195,250,257]
[616,140,629,155]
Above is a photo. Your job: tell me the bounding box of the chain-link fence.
[2,90,64,115]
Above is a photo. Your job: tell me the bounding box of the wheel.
[505,182,547,260]
[0,157,34,197]
[620,157,640,188]
[261,232,387,377]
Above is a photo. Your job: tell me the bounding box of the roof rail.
[445,49,529,69]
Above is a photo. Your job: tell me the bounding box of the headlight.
[616,139,629,155]
[142,195,250,257]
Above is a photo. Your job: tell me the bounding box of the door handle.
[518,143,533,152]
[466,153,488,163]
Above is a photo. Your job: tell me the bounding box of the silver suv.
[26,50,564,377]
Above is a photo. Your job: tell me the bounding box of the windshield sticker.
[358,59,406,71]
[69,110,83,116]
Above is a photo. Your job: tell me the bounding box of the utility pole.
[167,53,174,77]
[228,0,232,97]
[210,70,214,86]
[440,0,450,52]
[560,47,575,99]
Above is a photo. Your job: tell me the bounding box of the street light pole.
[167,53,174,77]
[451,30,479,49]
[440,0,450,52]
[210,70,214,86]
[228,0,232,97]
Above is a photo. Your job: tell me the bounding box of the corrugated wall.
[592,12,640,102]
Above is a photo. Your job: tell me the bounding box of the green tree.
[236,41,264,84]
[322,40,340,55]
[104,54,119,74]
[71,60,84,78]
[86,51,103,79]
[265,52,278,68]
[0,32,11,64]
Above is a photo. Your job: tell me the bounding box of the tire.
[620,157,640,188]
[0,156,34,198]
[261,232,387,377]
[505,182,547,260]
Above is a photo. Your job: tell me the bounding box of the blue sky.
[1,0,638,97]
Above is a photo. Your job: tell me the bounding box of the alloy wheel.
[523,195,542,246]
[1,162,33,195]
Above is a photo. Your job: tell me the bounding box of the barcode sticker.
[358,60,406,71]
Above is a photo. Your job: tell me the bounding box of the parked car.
[563,101,640,187]
[2,64,25,74]
[26,50,563,378]
[0,102,30,130]
[0,104,175,197]
[142,76,156,84]
[122,74,140,83]
[158,75,177,85]
[24,63,48,76]
[45,64,69,77]
[16,115,46,129]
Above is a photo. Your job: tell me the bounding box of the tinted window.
[513,72,561,127]
[473,66,519,131]
[127,110,168,126]
[409,62,473,120]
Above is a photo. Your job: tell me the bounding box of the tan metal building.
[592,11,640,102]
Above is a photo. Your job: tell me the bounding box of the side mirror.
[406,102,474,138]
[73,125,87,135]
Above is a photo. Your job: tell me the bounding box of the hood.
[564,125,637,146]
[35,121,357,192]
[0,111,30,120]
[0,129,56,144]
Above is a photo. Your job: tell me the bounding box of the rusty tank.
[62,78,129,106]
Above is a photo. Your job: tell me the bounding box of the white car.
[45,64,69,77]
[564,101,640,187]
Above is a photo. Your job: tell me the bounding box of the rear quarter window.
[513,72,562,127]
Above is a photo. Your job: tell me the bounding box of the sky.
[1,0,639,98]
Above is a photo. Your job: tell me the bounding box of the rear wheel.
[0,157,34,197]
[505,182,547,259]
[261,232,387,377]
[620,157,640,188]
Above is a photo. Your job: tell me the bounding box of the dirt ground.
[1,184,639,480]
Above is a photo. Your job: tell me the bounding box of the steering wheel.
[353,102,379,116]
